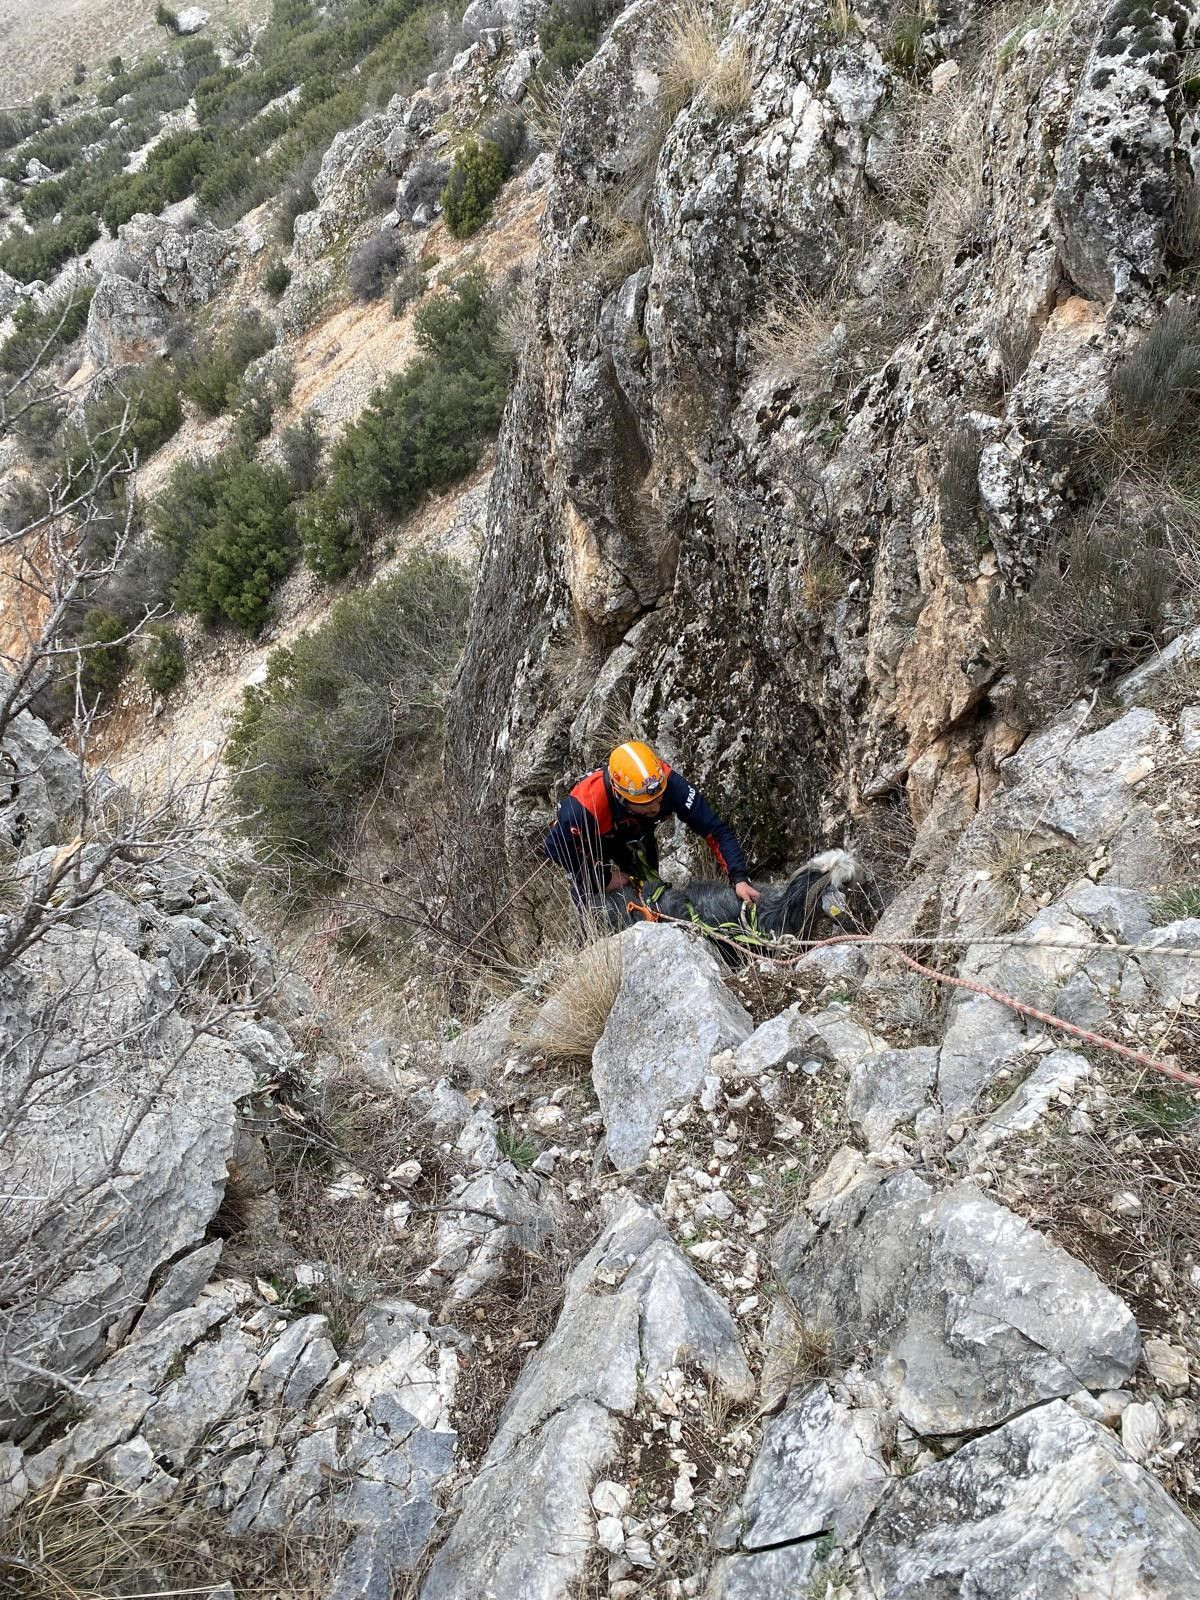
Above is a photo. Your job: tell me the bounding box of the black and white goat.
[604,848,862,950]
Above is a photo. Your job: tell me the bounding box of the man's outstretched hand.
[735,881,762,905]
[606,870,633,891]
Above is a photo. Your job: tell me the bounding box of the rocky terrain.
[2,0,1200,1596]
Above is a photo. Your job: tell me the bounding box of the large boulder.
[85,274,169,366]
[591,923,752,1169]
[861,1400,1200,1598]
[421,1197,752,1599]
[766,1168,1140,1435]
[1052,0,1181,300]
[0,705,80,852]
[117,214,238,307]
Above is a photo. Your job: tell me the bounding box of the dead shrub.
[516,929,624,1059]
[880,81,987,285]
[1109,301,1200,453]
[987,507,1175,729]
[747,283,842,387]
[938,423,986,569]
[575,205,650,289]
[451,1211,595,1465]
[348,229,408,302]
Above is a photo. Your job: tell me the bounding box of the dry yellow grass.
[517,929,625,1059]
[661,0,753,118]
[748,282,842,385]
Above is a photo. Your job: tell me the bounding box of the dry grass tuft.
[879,82,987,284]
[517,929,625,1059]
[526,71,576,150]
[767,1293,836,1388]
[747,284,842,386]
[0,1476,191,1599]
[661,0,753,118]
[585,212,650,288]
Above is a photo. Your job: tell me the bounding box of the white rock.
[1144,1338,1190,1396]
[597,1515,625,1553]
[175,6,210,32]
[1121,1400,1163,1462]
[592,1480,629,1517]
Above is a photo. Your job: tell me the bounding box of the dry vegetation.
[516,927,624,1059]
[660,0,754,117]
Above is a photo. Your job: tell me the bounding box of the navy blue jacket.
[546,765,750,901]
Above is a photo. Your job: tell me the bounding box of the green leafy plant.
[0,289,94,377]
[496,1125,540,1170]
[225,552,469,880]
[76,607,129,706]
[152,453,299,635]
[181,311,276,416]
[300,270,512,578]
[261,258,292,297]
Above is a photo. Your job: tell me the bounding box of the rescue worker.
[546,740,761,911]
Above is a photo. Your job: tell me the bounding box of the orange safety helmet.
[608,741,667,806]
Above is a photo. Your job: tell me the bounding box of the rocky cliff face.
[5,1,1200,1596]
[450,0,1200,884]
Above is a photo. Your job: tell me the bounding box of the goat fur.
[604,848,860,946]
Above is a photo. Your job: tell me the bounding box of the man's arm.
[546,796,610,897]
[664,771,751,884]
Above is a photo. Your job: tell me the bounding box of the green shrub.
[62,364,184,479]
[0,288,94,378]
[0,217,100,285]
[261,258,292,296]
[300,270,511,578]
[141,623,186,695]
[440,139,507,238]
[987,514,1174,729]
[76,607,129,706]
[156,3,180,32]
[182,311,276,416]
[152,452,299,634]
[225,551,469,878]
[280,413,325,491]
[538,0,610,73]
[232,359,294,451]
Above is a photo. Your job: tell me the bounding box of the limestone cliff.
[450,0,1200,887]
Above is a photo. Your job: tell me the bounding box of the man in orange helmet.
[546,741,761,911]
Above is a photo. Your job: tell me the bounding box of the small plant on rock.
[496,1125,540,1169]
[1109,301,1200,453]
[261,257,292,297]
